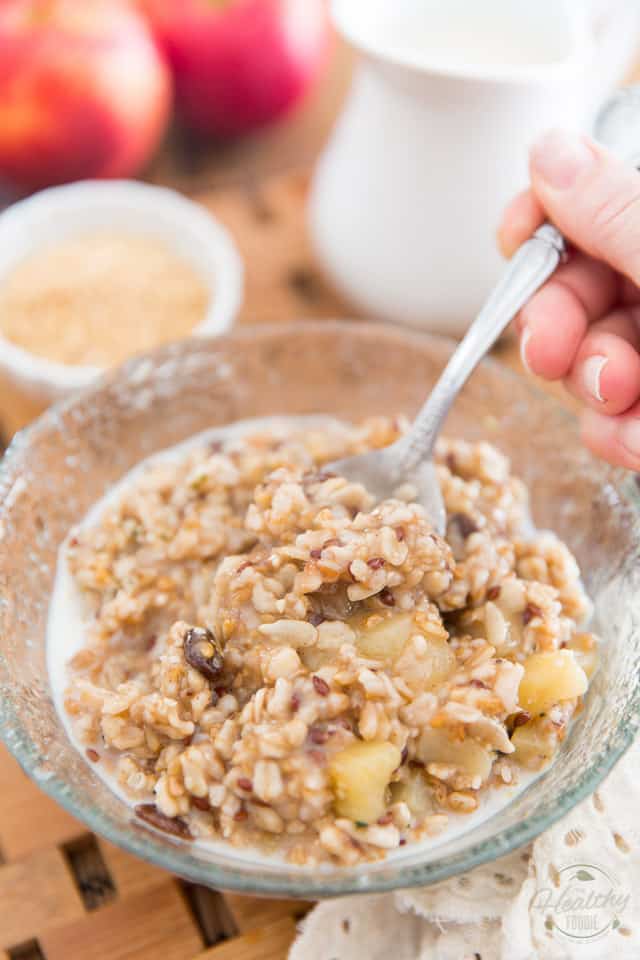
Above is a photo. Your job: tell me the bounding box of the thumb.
[530,128,640,285]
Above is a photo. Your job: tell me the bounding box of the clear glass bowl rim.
[0,320,638,898]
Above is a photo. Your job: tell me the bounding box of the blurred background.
[0,0,350,200]
[0,1,638,195]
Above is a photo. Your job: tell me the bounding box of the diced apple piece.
[415,728,493,781]
[350,611,413,661]
[518,650,588,715]
[414,637,456,689]
[394,634,456,691]
[390,767,434,817]
[328,740,401,823]
[566,632,599,679]
[299,647,335,671]
[511,719,557,769]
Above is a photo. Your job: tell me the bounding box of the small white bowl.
[0,180,244,435]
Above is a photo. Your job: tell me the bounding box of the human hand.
[498,128,640,470]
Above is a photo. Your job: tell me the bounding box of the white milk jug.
[309,0,640,335]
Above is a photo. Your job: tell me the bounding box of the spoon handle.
[395,223,565,474]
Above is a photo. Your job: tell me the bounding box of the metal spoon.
[328,88,640,535]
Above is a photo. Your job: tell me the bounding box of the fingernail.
[619,419,640,455]
[582,355,607,403]
[531,129,596,190]
[520,327,533,375]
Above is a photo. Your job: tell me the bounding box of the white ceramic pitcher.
[309,0,640,335]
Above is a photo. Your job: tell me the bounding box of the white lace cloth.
[290,739,639,960]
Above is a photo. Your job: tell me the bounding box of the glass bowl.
[0,320,638,897]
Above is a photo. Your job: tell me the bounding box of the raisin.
[237,777,253,792]
[183,626,224,683]
[450,512,478,539]
[313,585,354,620]
[379,587,395,607]
[135,804,193,839]
[309,548,322,560]
[486,585,501,601]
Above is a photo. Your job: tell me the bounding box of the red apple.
[0,0,172,193]
[141,0,330,139]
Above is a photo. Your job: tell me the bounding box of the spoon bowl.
[329,442,446,532]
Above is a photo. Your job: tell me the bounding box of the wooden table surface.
[2,33,640,960]
[147,39,355,195]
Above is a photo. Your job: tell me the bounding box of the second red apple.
[142,0,330,139]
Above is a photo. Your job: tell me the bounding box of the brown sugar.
[0,230,210,367]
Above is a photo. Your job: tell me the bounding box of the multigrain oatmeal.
[56,417,597,865]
